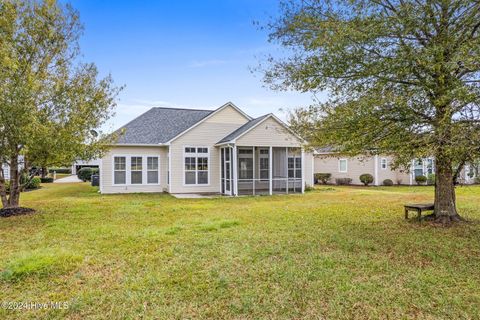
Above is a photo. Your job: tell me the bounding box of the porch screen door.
[221,147,232,195]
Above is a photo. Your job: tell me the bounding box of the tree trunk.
[0,167,8,208]
[434,154,463,224]
[41,167,48,178]
[6,155,21,208]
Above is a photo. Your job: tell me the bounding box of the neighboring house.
[1,163,10,180]
[314,148,478,185]
[1,156,26,181]
[99,102,314,195]
[71,158,100,175]
[314,149,410,185]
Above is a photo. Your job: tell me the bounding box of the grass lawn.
[1,183,480,319]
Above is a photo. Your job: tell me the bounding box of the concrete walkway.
[54,175,83,183]
[171,193,219,199]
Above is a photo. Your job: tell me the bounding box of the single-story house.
[314,148,478,185]
[99,102,314,195]
[71,158,100,175]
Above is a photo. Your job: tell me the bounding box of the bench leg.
[417,209,422,220]
[405,208,409,219]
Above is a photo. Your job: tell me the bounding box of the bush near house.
[48,168,72,174]
[335,178,352,185]
[77,167,99,182]
[40,177,54,183]
[24,177,41,190]
[359,173,374,186]
[314,173,332,184]
[427,174,436,185]
[475,177,480,184]
[415,175,427,185]
[383,179,394,186]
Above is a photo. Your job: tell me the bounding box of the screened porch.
[220,146,303,196]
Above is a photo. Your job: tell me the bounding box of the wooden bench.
[404,203,434,219]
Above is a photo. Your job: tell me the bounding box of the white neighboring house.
[1,163,10,180]
[99,102,315,195]
[71,158,101,175]
[1,156,26,181]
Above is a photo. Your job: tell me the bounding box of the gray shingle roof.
[114,107,213,144]
[217,114,271,144]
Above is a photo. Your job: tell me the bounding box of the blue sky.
[68,0,316,132]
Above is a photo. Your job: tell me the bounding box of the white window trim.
[182,146,210,186]
[339,159,348,173]
[146,156,161,185]
[113,156,127,186]
[381,158,388,170]
[111,154,160,186]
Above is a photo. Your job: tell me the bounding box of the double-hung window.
[238,148,253,180]
[113,155,160,185]
[184,147,209,185]
[147,157,159,184]
[288,155,302,179]
[259,149,269,180]
[130,157,143,184]
[114,156,127,184]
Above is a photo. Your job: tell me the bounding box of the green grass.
[1,183,480,319]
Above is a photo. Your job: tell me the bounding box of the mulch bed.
[0,207,36,218]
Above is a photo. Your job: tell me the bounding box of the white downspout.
[301,149,305,193]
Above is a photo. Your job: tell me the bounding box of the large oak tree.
[0,0,121,208]
[262,0,480,223]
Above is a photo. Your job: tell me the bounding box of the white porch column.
[269,146,273,195]
[252,146,255,195]
[301,149,305,193]
[285,147,289,194]
[374,155,379,186]
[232,146,238,196]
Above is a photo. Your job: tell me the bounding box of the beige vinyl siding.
[314,155,375,185]
[101,146,168,194]
[377,156,410,185]
[304,153,314,187]
[235,117,302,147]
[315,154,412,185]
[169,105,249,194]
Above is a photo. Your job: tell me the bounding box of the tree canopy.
[262,0,480,223]
[0,0,122,208]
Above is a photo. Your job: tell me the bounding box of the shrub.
[359,173,374,186]
[77,167,98,182]
[314,173,332,184]
[25,177,41,190]
[427,173,436,185]
[475,177,480,184]
[40,177,54,183]
[335,178,352,185]
[48,168,71,174]
[383,179,394,186]
[415,175,427,185]
[304,184,315,192]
